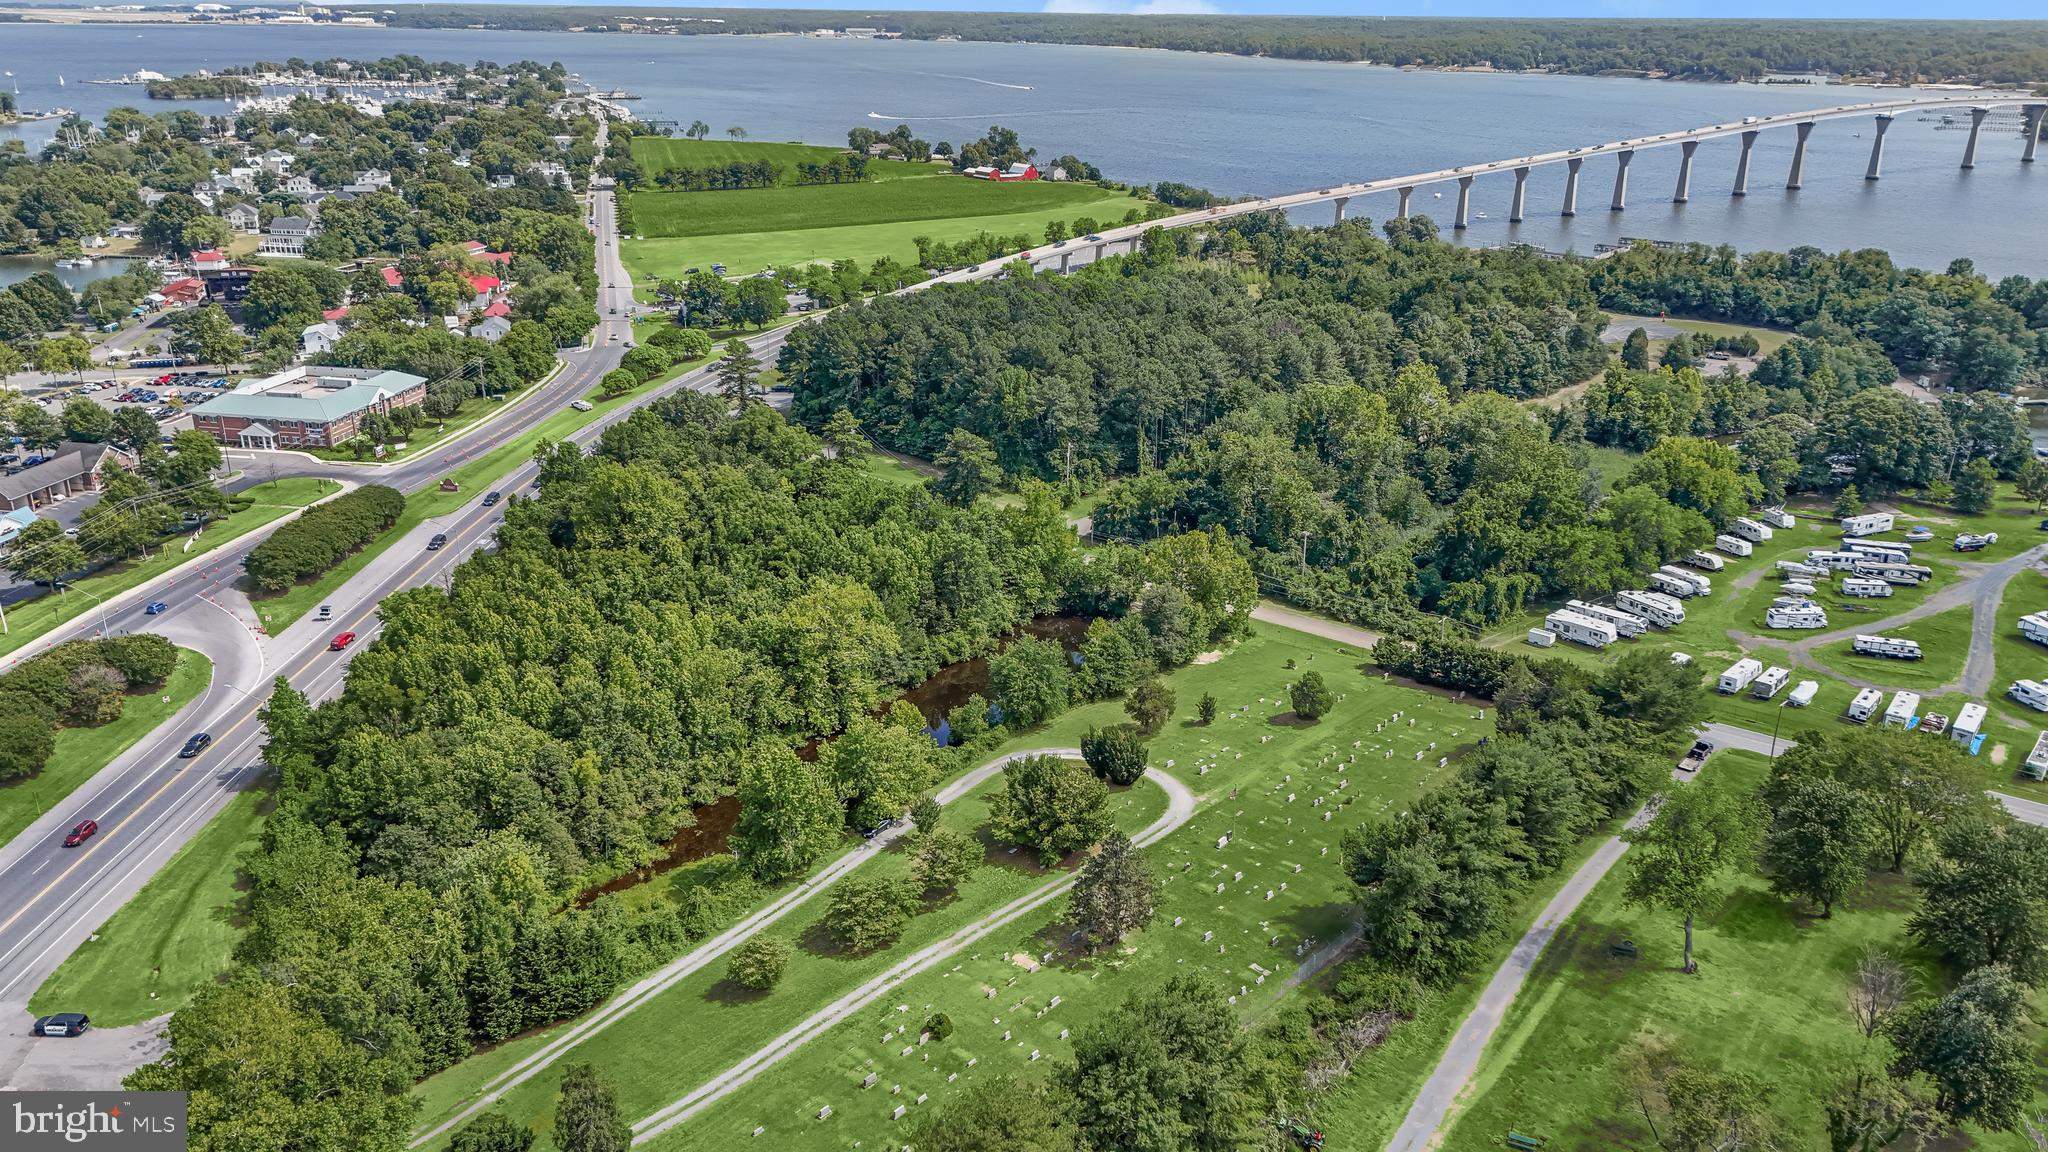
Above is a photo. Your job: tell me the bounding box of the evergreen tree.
[1070,830,1158,947]
[554,1065,631,1152]
[716,337,758,406]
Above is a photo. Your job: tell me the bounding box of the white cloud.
[1042,0,1221,13]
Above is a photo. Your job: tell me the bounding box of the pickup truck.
[1677,738,1714,773]
[1953,532,1999,552]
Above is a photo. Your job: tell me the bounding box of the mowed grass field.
[32,783,270,1025]
[635,627,1488,1152]
[1442,750,2048,1152]
[628,137,935,184]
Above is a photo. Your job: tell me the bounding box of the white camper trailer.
[1776,559,1826,578]
[1853,634,1922,660]
[1715,534,1754,558]
[1766,603,1829,629]
[1657,566,1711,596]
[1616,589,1685,627]
[1566,600,1648,639]
[1853,561,1933,585]
[1751,666,1791,699]
[1806,550,1863,571]
[1718,658,1764,695]
[1686,551,1726,572]
[1840,512,1896,537]
[2019,611,2048,647]
[1780,581,1818,597]
[1543,609,1617,649]
[1882,691,1921,728]
[1951,703,1986,745]
[1846,687,1884,723]
[2011,680,2048,713]
[1840,577,1893,598]
[1786,680,1819,708]
[1732,517,1772,543]
[2026,732,2048,781]
[1647,571,1697,599]
[1760,507,1797,530]
[1844,540,1912,561]
[1526,628,1556,648]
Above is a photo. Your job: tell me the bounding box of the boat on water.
[54,256,94,268]
[11,107,75,122]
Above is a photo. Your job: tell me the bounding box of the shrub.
[724,935,790,991]
[0,711,57,782]
[825,875,913,952]
[1289,671,1334,722]
[923,1012,953,1041]
[64,663,128,726]
[1080,724,1148,785]
[96,634,178,684]
[244,484,404,593]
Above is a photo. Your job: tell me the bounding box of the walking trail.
[627,764,1196,1143]
[412,746,1096,1148]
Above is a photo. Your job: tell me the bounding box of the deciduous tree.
[1623,780,1754,973]
[554,1065,631,1152]
[989,754,1110,865]
[1070,830,1157,947]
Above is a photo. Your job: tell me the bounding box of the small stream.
[573,614,1090,904]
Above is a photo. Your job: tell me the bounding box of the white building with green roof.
[189,366,429,449]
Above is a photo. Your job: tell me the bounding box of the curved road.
[628,761,1196,1145]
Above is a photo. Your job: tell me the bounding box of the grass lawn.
[0,477,338,660]
[1994,567,2048,696]
[1442,749,2045,1152]
[1580,444,1643,494]
[628,137,936,184]
[1604,311,1795,356]
[621,192,1146,281]
[0,648,211,846]
[254,352,712,633]
[1809,602,1973,692]
[30,784,271,1026]
[628,626,1488,1152]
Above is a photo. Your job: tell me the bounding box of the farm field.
[627,176,1132,240]
[634,628,1486,1152]
[0,647,212,846]
[30,783,269,1025]
[1440,749,2048,1152]
[628,137,937,184]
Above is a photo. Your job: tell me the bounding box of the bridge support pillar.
[1865,113,1893,180]
[1673,140,1698,203]
[1561,157,1582,217]
[1453,175,1474,230]
[1093,243,1106,263]
[1509,166,1529,222]
[1397,186,1412,218]
[1610,149,1633,211]
[1732,130,1757,195]
[1961,106,1990,168]
[1787,121,1814,189]
[2025,106,2046,163]
[1059,253,1071,274]
[1333,196,1349,225]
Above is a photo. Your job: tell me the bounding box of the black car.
[427,532,448,551]
[859,817,898,840]
[33,1013,89,1037]
[482,491,501,508]
[179,732,212,758]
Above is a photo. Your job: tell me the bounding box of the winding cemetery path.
[411,746,1090,1148]
[628,766,1197,1144]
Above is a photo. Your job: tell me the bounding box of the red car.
[329,631,356,652]
[62,819,97,847]
[155,374,175,385]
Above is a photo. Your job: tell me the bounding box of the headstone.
[892,1106,906,1121]
[901,1046,914,1057]
[818,1106,833,1120]
[967,1058,977,1067]
[917,1094,928,1105]
[919,1032,930,1045]
[863,1073,878,1089]
[1172,916,1183,927]
[1203,930,1213,942]
[948,1073,958,1083]
[1029,1050,1041,1062]
[1059,1028,1069,1039]
[753,1127,765,1137]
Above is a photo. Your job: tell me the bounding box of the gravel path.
[410,746,1087,1148]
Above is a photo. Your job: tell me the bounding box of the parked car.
[144,601,168,615]
[32,1013,90,1037]
[329,631,357,652]
[859,817,898,840]
[178,732,212,758]
[62,819,98,847]
[427,532,448,551]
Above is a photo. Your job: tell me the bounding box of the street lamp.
[1769,697,1788,758]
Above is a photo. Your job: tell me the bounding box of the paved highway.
[0,116,800,1057]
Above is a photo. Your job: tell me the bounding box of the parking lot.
[20,370,225,434]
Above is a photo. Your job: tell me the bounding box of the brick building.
[189,367,429,449]
[0,443,138,512]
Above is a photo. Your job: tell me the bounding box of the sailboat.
[58,75,65,86]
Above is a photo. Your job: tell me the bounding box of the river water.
[3,25,2044,276]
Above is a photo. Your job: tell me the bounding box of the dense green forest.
[781,216,2039,627]
[127,394,1257,1144]
[368,11,2048,85]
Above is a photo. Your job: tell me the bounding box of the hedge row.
[244,485,405,594]
[0,634,180,782]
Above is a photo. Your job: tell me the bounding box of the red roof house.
[322,306,350,321]
[161,277,205,303]
[189,249,228,271]
[480,300,511,318]
[467,273,502,295]
[380,265,403,289]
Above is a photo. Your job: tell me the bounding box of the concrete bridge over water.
[925,92,2046,284]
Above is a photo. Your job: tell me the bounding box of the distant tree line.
[651,160,781,191]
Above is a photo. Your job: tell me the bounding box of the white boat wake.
[913,71,1034,91]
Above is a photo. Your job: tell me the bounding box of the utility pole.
[1299,530,1310,574]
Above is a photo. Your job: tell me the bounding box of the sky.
[526,0,2048,16]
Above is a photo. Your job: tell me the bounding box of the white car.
[570,400,594,412]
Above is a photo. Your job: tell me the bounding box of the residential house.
[487,174,516,190]
[0,443,138,512]
[343,168,393,193]
[258,148,296,174]
[526,160,570,187]
[469,314,514,343]
[189,367,429,449]
[139,187,167,207]
[466,273,502,312]
[221,202,262,233]
[189,250,229,272]
[300,320,342,357]
[279,174,317,196]
[160,277,206,304]
[0,508,42,546]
